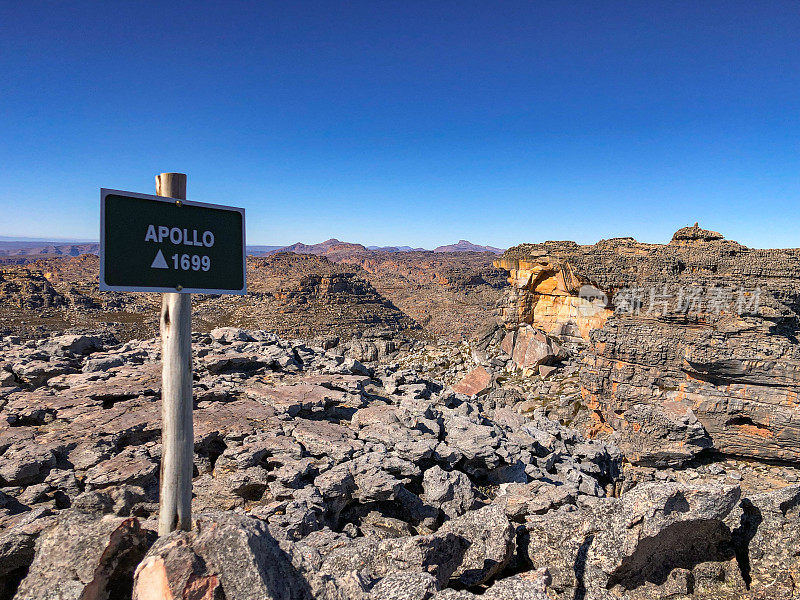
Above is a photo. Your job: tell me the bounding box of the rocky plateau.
[1,224,799,600]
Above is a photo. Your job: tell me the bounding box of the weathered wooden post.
[155,172,193,535]
[99,176,246,535]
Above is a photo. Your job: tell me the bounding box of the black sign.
[100,189,246,294]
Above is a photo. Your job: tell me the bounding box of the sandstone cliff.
[495,228,800,466]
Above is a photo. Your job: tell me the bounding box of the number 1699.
[171,254,210,271]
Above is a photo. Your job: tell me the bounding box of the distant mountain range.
[432,240,505,253]
[0,238,504,260]
[0,241,101,257]
[258,239,504,256]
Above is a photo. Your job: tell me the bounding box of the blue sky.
[1,1,798,248]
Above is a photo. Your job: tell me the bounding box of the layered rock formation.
[495,228,800,466]
[494,255,611,343]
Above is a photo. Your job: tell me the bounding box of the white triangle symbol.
[151,249,169,269]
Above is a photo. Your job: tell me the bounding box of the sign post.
[155,173,192,535]
[100,174,246,535]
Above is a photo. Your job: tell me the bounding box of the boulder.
[320,532,470,589]
[502,326,564,373]
[210,327,254,344]
[438,505,516,587]
[14,512,149,600]
[0,508,57,598]
[421,465,477,520]
[369,572,438,600]
[493,480,577,519]
[133,512,312,600]
[451,366,492,396]
[83,355,125,373]
[726,484,800,598]
[40,334,104,356]
[526,482,741,598]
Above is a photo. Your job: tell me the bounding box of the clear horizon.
[2,2,798,249]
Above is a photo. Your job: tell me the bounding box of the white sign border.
[99,188,247,295]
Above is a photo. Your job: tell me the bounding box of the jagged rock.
[11,359,72,388]
[320,531,470,588]
[451,366,492,396]
[525,482,742,598]
[421,465,477,520]
[725,484,800,598]
[346,339,379,363]
[502,325,565,374]
[14,511,149,600]
[0,442,60,486]
[292,419,364,463]
[0,508,56,598]
[0,329,668,598]
[133,512,313,600]
[202,352,274,374]
[40,334,104,356]
[432,573,550,599]
[670,223,724,244]
[210,327,255,344]
[441,415,503,475]
[84,447,158,491]
[493,480,577,519]
[355,510,413,540]
[83,355,124,372]
[368,572,438,599]
[438,505,516,587]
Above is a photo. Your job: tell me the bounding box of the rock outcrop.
[495,228,800,466]
[526,481,745,599]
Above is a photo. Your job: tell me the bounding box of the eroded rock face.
[15,511,149,600]
[133,512,313,600]
[526,482,743,599]
[494,256,611,343]
[496,229,800,465]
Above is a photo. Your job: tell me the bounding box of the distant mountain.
[0,241,100,257]
[433,240,504,254]
[0,236,96,243]
[367,245,427,252]
[0,237,503,262]
[259,238,366,256]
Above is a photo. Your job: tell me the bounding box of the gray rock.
[320,532,470,589]
[11,359,72,388]
[40,334,103,356]
[133,511,313,600]
[14,511,149,600]
[726,484,800,598]
[369,572,438,599]
[438,504,515,587]
[483,574,551,600]
[0,507,56,591]
[494,481,577,519]
[526,482,741,598]
[210,327,255,344]
[421,465,477,520]
[83,355,124,372]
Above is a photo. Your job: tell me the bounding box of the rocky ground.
[2,225,800,599]
[1,328,800,600]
